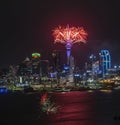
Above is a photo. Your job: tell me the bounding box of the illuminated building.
[99,50,111,77]
[32,52,41,59]
[92,61,100,78]
[32,52,41,75]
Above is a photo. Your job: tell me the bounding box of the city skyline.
[0,0,120,68]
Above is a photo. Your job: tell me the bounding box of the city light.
[114,65,117,68]
[32,52,41,59]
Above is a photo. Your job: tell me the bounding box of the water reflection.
[39,91,116,125]
[99,89,112,93]
[0,90,118,125]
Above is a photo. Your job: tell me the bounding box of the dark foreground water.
[0,90,120,125]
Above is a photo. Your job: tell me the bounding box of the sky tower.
[53,25,88,66]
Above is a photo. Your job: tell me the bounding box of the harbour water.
[0,90,120,125]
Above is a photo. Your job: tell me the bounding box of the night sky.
[0,0,120,68]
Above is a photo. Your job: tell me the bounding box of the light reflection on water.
[99,89,112,93]
[45,91,115,125]
[0,90,119,125]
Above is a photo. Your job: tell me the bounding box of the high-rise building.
[32,53,41,75]
[99,50,111,77]
[52,50,61,71]
[69,55,75,74]
[40,60,49,76]
[92,61,100,78]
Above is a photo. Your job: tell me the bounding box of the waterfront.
[0,90,120,125]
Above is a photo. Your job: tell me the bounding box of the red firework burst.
[53,25,88,44]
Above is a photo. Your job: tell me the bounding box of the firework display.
[53,25,88,65]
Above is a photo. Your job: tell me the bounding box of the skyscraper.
[32,53,41,75]
[52,50,61,71]
[99,50,111,77]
